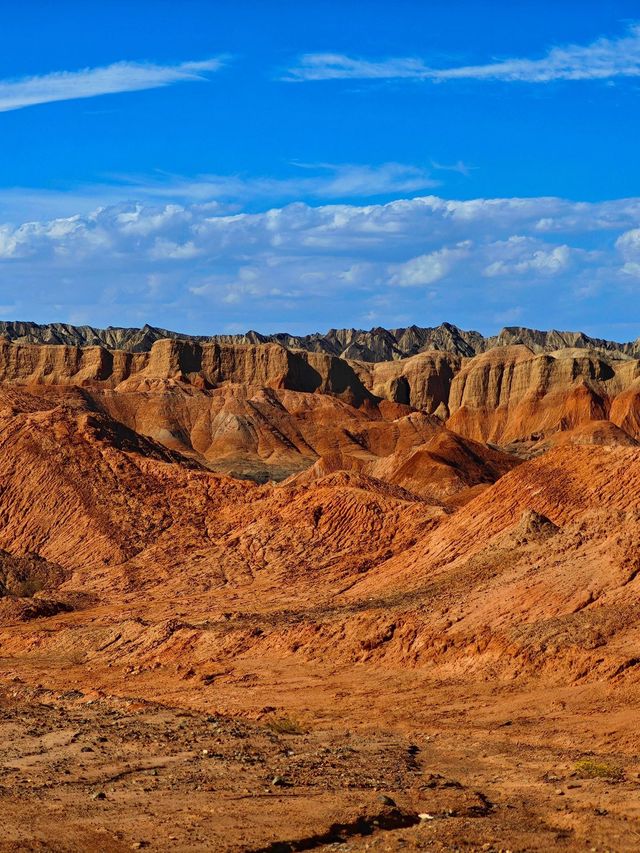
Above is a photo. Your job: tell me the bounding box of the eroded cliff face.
[0,340,138,385]
[353,350,460,414]
[349,343,640,448]
[0,339,374,404]
[2,338,640,450]
[445,346,640,444]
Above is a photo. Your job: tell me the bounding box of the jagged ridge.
[2,320,639,360]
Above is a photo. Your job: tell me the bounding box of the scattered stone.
[378,794,397,807]
[91,791,106,800]
[60,690,84,701]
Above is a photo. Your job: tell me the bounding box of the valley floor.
[1,663,639,851]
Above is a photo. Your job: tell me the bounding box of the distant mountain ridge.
[0,319,638,360]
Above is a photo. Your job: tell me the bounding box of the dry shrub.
[574,758,624,781]
[264,714,307,735]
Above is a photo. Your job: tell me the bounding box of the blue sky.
[1,1,640,338]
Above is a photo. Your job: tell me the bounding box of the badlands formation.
[1,325,640,850]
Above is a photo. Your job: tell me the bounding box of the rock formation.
[1,336,640,453]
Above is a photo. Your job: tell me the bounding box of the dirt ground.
[1,665,639,852]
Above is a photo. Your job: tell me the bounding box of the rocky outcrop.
[0,340,138,385]
[0,321,188,352]
[446,346,640,444]
[533,420,640,451]
[356,344,640,446]
[490,326,640,357]
[354,350,460,413]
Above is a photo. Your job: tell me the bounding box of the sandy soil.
[1,665,639,852]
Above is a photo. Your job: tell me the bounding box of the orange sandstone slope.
[0,377,636,699]
[336,441,640,678]
[0,337,639,702]
[289,427,517,502]
[0,387,452,671]
[149,441,640,685]
[0,386,494,593]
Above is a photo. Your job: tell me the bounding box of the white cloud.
[0,193,637,335]
[616,227,640,257]
[285,23,640,84]
[283,53,433,82]
[148,239,200,260]
[482,236,572,277]
[620,263,640,277]
[0,57,225,113]
[390,242,471,286]
[615,228,640,277]
[0,226,18,258]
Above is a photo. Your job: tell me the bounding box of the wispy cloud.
[284,54,432,82]
[0,162,441,225]
[0,57,226,113]
[117,162,440,202]
[431,160,476,178]
[285,23,640,83]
